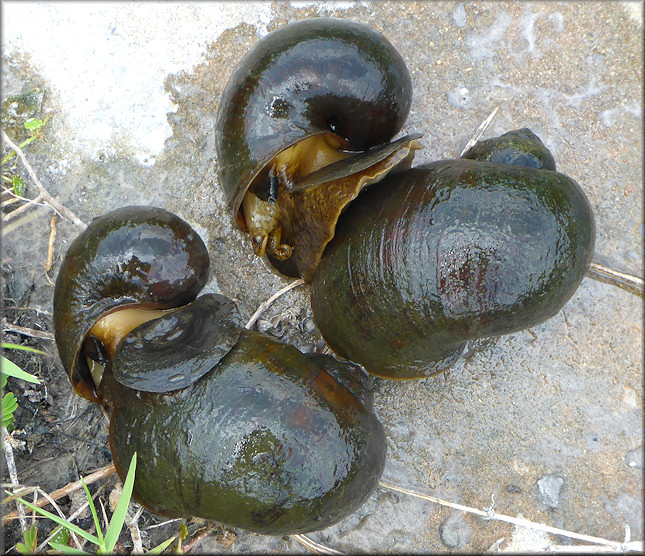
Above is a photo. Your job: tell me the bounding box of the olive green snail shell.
[52,206,213,403]
[310,130,596,379]
[53,205,387,535]
[216,17,419,279]
[110,328,386,536]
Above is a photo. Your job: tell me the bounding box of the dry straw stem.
[45,213,58,273]
[1,129,87,231]
[460,106,500,156]
[2,427,28,533]
[34,482,109,553]
[182,523,214,553]
[244,279,306,329]
[1,463,116,524]
[378,480,643,553]
[1,320,55,341]
[292,534,343,554]
[586,262,644,298]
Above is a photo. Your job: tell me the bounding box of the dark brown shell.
[52,206,210,401]
[216,17,413,220]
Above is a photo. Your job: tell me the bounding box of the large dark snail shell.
[216,18,418,279]
[54,206,387,534]
[53,206,213,401]
[110,328,386,535]
[216,17,413,218]
[310,135,595,379]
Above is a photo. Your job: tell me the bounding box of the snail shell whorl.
[311,157,595,379]
[216,17,413,219]
[53,206,209,400]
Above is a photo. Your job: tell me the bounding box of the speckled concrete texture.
[2,1,642,553]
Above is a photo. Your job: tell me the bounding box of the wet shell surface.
[310,158,596,379]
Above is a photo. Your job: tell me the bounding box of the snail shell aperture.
[216,17,420,279]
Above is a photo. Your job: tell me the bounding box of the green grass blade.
[145,535,177,554]
[2,392,18,428]
[1,357,41,383]
[81,477,104,546]
[103,452,137,552]
[48,541,91,555]
[1,343,51,356]
[16,498,100,545]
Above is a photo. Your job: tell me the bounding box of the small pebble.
[301,316,316,333]
[537,474,565,508]
[439,514,472,548]
[625,447,643,469]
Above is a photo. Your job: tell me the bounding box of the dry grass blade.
[34,482,108,552]
[45,213,57,273]
[586,262,643,298]
[378,480,641,552]
[245,279,306,329]
[291,534,344,554]
[2,463,116,524]
[2,427,28,532]
[459,107,499,157]
[1,130,87,230]
[182,523,214,553]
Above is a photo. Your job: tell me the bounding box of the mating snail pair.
[53,18,595,537]
[216,18,595,378]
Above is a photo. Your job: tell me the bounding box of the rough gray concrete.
[2,1,642,553]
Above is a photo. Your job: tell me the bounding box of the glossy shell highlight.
[216,17,413,220]
[52,206,210,401]
[110,329,387,535]
[311,159,596,378]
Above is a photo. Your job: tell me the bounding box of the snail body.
[310,131,596,378]
[53,206,386,534]
[216,17,420,278]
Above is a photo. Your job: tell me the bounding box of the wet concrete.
[1,1,642,553]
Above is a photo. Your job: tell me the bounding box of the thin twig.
[1,207,47,234]
[142,518,182,531]
[244,279,306,329]
[460,107,499,157]
[45,214,57,273]
[126,504,145,554]
[2,463,116,524]
[19,485,84,550]
[182,523,214,553]
[1,426,28,533]
[1,130,87,230]
[34,482,108,553]
[378,480,642,552]
[1,320,55,341]
[586,262,643,298]
[291,534,344,554]
[2,192,46,221]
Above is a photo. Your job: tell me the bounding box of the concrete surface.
[2,1,642,553]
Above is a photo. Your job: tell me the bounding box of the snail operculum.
[216,17,419,278]
[53,206,217,402]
